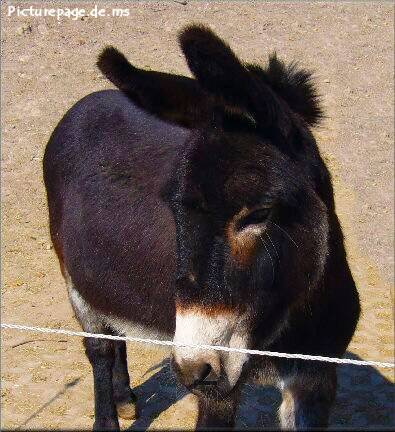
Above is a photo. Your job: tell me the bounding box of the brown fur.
[176,301,242,317]
[225,207,259,267]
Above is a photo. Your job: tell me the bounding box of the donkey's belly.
[66,272,174,340]
[102,313,173,341]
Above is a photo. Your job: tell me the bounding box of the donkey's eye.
[237,208,270,231]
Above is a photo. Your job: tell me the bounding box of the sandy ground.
[1,1,394,430]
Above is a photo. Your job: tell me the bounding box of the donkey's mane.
[97,25,323,127]
[247,55,323,126]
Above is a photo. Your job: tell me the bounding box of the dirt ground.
[1,1,394,430]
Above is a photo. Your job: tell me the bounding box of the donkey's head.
[162,25,330,396]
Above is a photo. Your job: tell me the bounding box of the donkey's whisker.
[265,231,279,261]
[268,221,299,249]
[260,236,275,284]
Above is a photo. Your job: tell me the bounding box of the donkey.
[43,25,360,430]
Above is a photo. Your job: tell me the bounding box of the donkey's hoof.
[116,400,138,420]
[93,418,120,431]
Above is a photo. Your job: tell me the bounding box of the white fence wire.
[1,323,393,369]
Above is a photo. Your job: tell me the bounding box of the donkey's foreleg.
[279,365,337,430]
[84,337,120,431]
[112,340,138,420]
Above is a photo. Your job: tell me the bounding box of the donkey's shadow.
[128,358,189,431]
[128,352,394,430]
[237,352,395,430]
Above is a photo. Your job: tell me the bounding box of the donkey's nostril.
[173,358,219,389]
[192,363,212,386]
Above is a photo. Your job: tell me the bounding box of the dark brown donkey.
[43,25,360,430]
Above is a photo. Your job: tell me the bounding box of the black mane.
[247,54,323,126]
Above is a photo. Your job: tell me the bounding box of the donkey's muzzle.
[171,356,219,390]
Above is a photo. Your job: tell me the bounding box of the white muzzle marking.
[173,308,250,386]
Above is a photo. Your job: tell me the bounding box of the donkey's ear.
[178,24,290,134]
[97,46,209,128]
[178,24,251,109]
